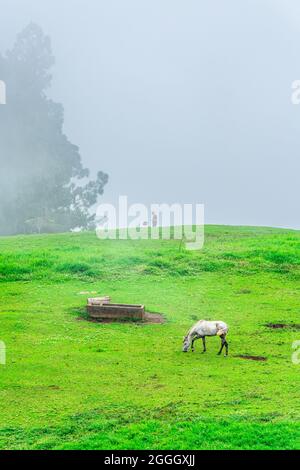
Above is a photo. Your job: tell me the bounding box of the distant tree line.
[0,23,108,236]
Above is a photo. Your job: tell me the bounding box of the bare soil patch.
[236,289,252,294]
[144,312,165,324]
[235,355,267,361]
[265,323,300,330]
[77,311,165,324]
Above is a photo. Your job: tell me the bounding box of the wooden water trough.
[87,297,145,321]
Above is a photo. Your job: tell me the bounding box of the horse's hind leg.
[224,337,228,356]
[202,336,206,353]
[217,335,226,355]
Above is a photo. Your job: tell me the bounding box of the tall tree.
[0,23,108,235]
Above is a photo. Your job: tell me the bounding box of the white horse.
[182,320,229,356]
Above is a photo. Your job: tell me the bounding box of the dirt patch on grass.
[144,312,165,324]
[236,355,267,362]
[265,323,300,330]
[76,311,165,324]
[236,289,252,294]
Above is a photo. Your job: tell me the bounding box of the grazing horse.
[182,320,229,356]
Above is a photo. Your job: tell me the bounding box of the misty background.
[0,0,300,230]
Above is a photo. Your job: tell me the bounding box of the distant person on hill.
[152,211,158,228]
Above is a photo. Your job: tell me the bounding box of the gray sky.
[1,0,300,228]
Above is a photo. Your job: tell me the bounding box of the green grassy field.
[0,225,299,450]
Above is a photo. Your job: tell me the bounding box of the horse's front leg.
[202,336,206,353]
[191,335,199,352]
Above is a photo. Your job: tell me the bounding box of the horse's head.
[182,335,190,352]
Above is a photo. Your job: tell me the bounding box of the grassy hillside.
[0,225,299,450]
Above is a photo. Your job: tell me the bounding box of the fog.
[1,0,300,230]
